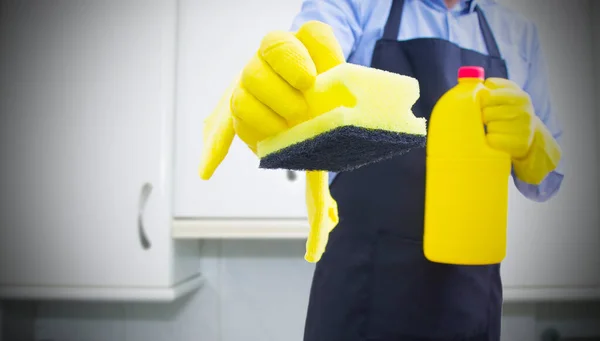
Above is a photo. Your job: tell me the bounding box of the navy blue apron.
[303,1,509,340]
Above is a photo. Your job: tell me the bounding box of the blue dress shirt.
[290,0,564,202]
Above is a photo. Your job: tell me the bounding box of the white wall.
[594,0,600,137]
[2,0,600,340]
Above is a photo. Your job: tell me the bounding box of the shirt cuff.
[512,169,564,202]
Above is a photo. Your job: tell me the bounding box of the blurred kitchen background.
[1,0,599,340]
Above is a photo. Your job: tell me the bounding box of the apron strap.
[382,0,503,59]
[382,0,405,40]
[474,5,502,58]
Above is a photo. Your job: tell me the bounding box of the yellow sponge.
[258,63,427,172]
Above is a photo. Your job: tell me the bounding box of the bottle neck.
[458,77,483,85]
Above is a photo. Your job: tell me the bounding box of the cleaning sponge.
[198,21,426,264]
[257,62,427,172]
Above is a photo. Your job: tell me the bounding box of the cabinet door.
[0,0,176,289]
[173,0,307,219]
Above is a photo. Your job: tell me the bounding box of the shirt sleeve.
[289,0,365,60]
[513,24,565,202]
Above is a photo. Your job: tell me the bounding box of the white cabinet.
[173,0,308,219]
[0,0,202,301]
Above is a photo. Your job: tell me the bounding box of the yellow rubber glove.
[305,171,339,262]
[480,78,562,185]
[234,20,344,263]
[198,20,345,263]
[198,79,237,180]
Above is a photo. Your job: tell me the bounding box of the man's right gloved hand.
[229,21,346,263]
[231,20,346,153]
[198,20,346,263]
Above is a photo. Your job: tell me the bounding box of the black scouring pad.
[259,125,427,172]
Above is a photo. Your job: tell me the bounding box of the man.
[230,0,564,340]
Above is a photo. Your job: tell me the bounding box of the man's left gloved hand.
[480,78,562,185]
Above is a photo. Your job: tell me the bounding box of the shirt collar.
[425,0,483,14]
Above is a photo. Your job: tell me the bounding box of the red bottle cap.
[458,66,485,80]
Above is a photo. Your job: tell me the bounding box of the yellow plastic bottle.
[423,66,512,265]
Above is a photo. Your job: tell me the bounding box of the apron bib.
[303,1,509,340]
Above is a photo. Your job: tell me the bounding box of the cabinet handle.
[286,170,297,182]
[137,183,153,250]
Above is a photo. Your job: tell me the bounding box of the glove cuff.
[512,117,562,185]
[304,171,339,263]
